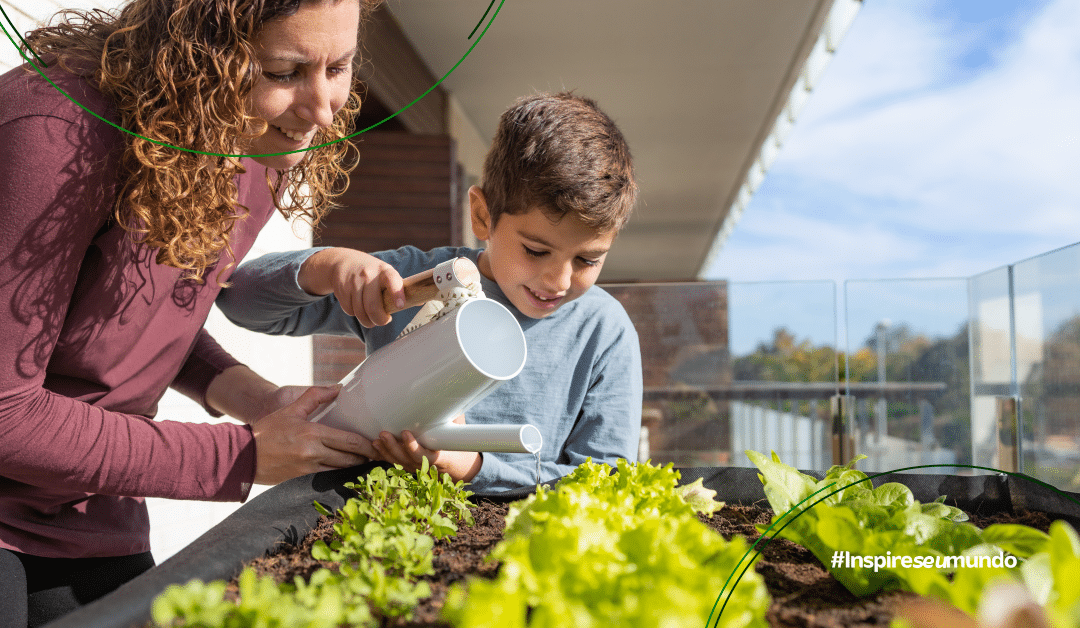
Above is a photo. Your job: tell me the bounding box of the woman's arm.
[204,364,285,424]
[203,362,378,484]
[0,110,256,500]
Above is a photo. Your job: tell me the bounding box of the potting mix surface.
[221,499,1054,628]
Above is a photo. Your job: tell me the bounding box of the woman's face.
[246,0,360,169]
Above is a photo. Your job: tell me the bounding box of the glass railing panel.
[727,281,837,471]
[844,279,971,474]
[969,266,1015,473]
[604,280,837,470]
[1012,243,1080,492]
[603,282,730,468]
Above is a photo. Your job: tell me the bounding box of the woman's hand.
[252,384,308,419]
[250,385,377,485]
[369,414,483,482]
[298,247,405,328]
[206,365,309,424]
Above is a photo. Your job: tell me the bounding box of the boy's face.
[470,187,616,319]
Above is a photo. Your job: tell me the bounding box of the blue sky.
[709,0,1080,354]
[708,0,1078,285]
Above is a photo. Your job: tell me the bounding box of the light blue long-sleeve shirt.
[216,245,643,493]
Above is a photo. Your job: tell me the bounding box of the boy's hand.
[298,247,405,328]
[370,416,483,482]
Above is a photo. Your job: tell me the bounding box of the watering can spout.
[419,423,543,454]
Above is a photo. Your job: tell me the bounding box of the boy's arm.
[467,310,644,493]
[219,245,469,344]
[296,248,404,328]
[216,248,364,337]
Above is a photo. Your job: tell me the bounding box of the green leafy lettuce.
[152,459,474,627]
[746,450,987,597]
[442,458,768,628]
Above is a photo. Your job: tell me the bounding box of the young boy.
[217,92,642,492]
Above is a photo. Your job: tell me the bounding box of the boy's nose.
[543,261,573,294]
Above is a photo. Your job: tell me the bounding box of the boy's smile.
[470,187,616,319]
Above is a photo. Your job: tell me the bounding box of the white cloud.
[710,0,1080,282]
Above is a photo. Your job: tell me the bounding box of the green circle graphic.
[0,0,503,158]
[707,463,1080,628]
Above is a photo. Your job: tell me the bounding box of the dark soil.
[698,504,914,628]
[233,500,1051,628]
[231,501,509,626]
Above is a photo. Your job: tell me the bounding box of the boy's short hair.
[481,92,637,233]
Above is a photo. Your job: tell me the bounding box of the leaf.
[311,540,333,561]
[745,449,816,513]
[674,477,724,515]
[873,483,915,509]
[981,524,1051,559]
[1022,552,1055,607]
[1047,520,1080,613]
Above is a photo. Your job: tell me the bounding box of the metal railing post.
[830,394,856,466]
[996,395,1020,473]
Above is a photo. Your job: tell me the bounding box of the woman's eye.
[264,71,297,83]
[523,246,545,258]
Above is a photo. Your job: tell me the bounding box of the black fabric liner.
[44,464,1080,628]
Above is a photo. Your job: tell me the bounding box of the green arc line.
[706,463,1080,628]
[0,2,46,67]
[0,0,504,159]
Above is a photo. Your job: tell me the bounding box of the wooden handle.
[382,257,481,314]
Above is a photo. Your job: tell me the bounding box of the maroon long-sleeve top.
[0,63,275,558]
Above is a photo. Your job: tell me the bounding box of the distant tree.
[733,324,972,464]
[732,328,837,383]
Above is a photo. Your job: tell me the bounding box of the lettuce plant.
[893,519,1080,628]
[152,459,474,627]
[745,448,1080,627]
[934,519,1079,625]
[1016,519,1080,627]
[442,458,769,628]
[746,450,994,596]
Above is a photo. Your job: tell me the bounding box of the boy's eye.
[523,246,546,258]
[577,257,600,268]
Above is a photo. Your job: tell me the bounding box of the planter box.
[44,464,1080,628]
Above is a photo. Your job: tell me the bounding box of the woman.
[0,0,387,624]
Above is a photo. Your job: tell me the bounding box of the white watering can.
[309,258,541,454]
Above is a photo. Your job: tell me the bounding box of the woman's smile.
[272,124,314,143]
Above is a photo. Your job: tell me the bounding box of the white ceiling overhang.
[385,0,861,281]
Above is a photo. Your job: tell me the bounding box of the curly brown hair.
[22,0,379,281]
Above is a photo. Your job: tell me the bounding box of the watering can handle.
[382,257,482,314]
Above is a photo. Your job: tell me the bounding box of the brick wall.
[313,132,459,384]
[603,282,732,465]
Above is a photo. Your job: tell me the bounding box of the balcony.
[604,239,1080,492]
